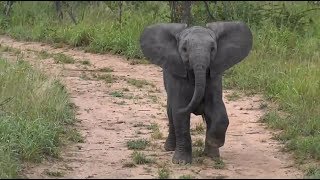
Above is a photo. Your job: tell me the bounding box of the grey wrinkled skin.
[139,21,253,164]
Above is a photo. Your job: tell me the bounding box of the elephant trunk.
[179,63,207,114]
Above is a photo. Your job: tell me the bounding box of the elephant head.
[140,22,253,113]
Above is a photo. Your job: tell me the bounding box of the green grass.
[99,67,114,72]
[192,147,205,158]
[0,45,21,54]
[96,74,116,83]
[45,170,64,177]
[213,158,225,169]
[148,123,163,140]
[133,122,145,127]
[179,175,194,179]
[0,1,167,59]
[259,102,268,109]
[0,1,320,176]
[151,130,163,140]
[147,123,159,131]
[225,91,241,101]
[127,139,150,150]
[193,138,204,147]
[191,123,205,135]
[80,59,90,65]
[148,94,158,103]
[109,90,135,100]
[37,50,52,59]
[109,91,124,98]
[305,166,320,179]
[67,129,84,143]
[53,53,75,64]
[132,151,154,165]
[192,147,205,164]
[126,78,155,88]
[0,58,76,178]
[222,18,320,173]
[158,167,170,179]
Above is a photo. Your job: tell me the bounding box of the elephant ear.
[140,23,188,78]
[206,21,253,77]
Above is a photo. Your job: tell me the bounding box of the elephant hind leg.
[164,103,176,151]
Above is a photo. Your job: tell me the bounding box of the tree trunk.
[55,1,63,20]
[181,1,192,25]
[169,1,177,23]
[203,1,215,21]
[62,1,77,25]
[4,1,14,16]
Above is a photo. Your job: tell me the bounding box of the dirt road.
[0,36,302,179]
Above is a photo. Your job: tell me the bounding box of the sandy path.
[0,36,302,179]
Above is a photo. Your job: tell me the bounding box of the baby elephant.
[139,21,253,164]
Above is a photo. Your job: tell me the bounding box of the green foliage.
[305,166,320,179]
[99,67,114,72]
[132,151,154,164]
[193,138,204,147]
[0,59,75,178]
[53,53,75,64]
[97,74,116,83]
[37,50,52,59]
[126,78,155,88]
[179,174,194,179]
[80,60,90,65]
[225,19,320,164]
[147,123,163,140]
[45,171,64,177]
[213,158,225,169]
[1,1,170,59]
[109,91,124,98]
[127,139,150,150]
[158,167,170,179]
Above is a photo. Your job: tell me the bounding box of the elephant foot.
[172,150,192,164]
[164,136,176,151]
[204,146,220,158]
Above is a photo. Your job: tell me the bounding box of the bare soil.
[0,36,302,179]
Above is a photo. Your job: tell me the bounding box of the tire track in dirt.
[0,36,302,179]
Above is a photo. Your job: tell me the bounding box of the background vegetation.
[0,1,319,178]
[0,57,78,178]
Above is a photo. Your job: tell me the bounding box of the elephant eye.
[211,47,215,52]
[182,47,187,52]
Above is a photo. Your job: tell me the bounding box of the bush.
[0,59,75,178]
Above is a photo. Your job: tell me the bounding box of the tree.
[203,1,215,21]
[54,1,63,19]
[118,1,123,24]
[169,1,193,25]
[181,1,192,25]
[54,1,77,25]
[3,1,14,16]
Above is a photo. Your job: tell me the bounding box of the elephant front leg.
[172,111,192,164]
[204,103,229,159]
[164,103,176,151]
